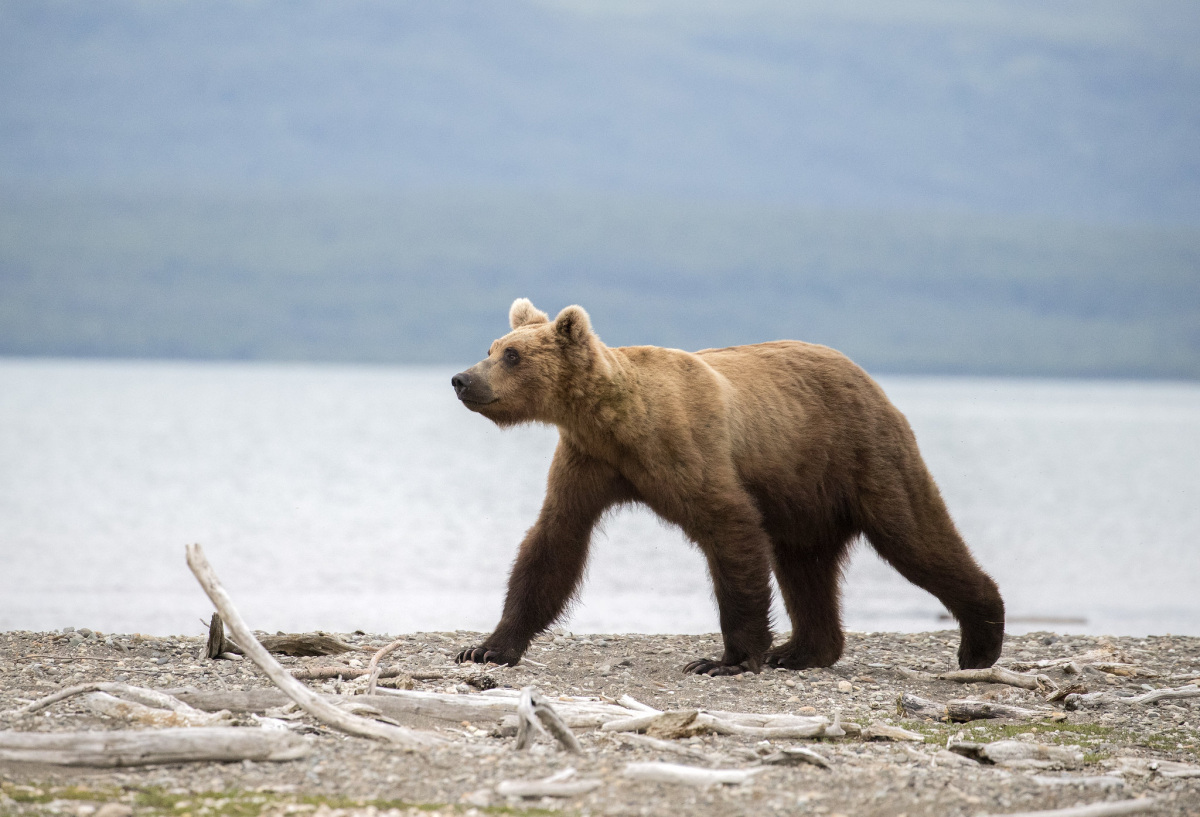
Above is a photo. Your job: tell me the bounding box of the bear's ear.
[554,305,592,343]
[509,298,549,329]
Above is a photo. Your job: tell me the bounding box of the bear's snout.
[451,372,471,398]
[452,370,496,405]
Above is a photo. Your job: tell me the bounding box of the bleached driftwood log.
[186,543,442,748]
[601,708,831,739]
[375,687,638,727]
[1,682,221,723]
[173,689,293,713]
[899,692,1046,722]
[622,762,762,787]
[978,798,1159,817]
[950,739,1084,770]
[860,721,924,742]
[175,686,641,729]
[0,727,311,766]
[83,692,232,727]
[515,687,581,753]
[898,666,1055,692]
[496,768,602,798]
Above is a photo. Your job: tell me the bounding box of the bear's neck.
[553,346,644,459]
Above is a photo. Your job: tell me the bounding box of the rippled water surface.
[1,359,1197,638]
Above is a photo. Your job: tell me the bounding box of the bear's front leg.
[680,497,775,676]
[456,442,630,667]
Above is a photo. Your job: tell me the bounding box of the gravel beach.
[2,628,1198,816]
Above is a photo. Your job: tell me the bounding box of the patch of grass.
[1136,726,1198,755]
[951,721,1120,762]
[1,783,122,805]
[889,718,1121,756]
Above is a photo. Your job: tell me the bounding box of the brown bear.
[452,298,1004,675]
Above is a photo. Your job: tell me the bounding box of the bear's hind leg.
[864,495,1004,669]
[765,526,852,670]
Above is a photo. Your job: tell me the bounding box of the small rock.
[837,680,853,693]
[934,749,979,767]
[94,805,133,817]
[463,789,493,807]
[645,710,702,739]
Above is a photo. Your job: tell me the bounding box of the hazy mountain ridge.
[1,1,1197,374]
[3,188,1196,376]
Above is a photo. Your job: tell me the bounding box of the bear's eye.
[503,347,520,366]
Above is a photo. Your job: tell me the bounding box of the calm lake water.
[1,358,1198,639]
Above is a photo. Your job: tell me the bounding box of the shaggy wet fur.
[452,299,1004,675]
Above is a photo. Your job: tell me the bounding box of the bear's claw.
[456,646,506,665]
[682,658,755,676]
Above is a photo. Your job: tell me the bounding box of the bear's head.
[451,298,609,427]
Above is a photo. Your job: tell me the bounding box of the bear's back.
[692,340,917,485]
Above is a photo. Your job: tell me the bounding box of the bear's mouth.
[459,396,499,408]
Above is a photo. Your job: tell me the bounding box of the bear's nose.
[451,373,471,398]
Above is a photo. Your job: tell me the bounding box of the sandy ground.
[2,627,1199,816]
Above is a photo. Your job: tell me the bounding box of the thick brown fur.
[451,298,1005,675]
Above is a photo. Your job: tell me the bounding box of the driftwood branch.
[1127,683,1199,705]
[622,762,763,787]
[901,665,1055,692]
[0,727,311,766]
[900,692,1046,722]
[600,709,830,739]
[950,739,1084,770]
[374,687,637,727]
[978,799,1159,817]
[365,638,407,695]
[2,682,215,723]
[1006,648,1159,679]
[616,694,659,713]
[514,687,581,753]
[83,692,232,728]
[205,612,356,659]
[290,666,418,682]
[185,543,442,748]
[1065,684,1200,710]
[860,721,924,742]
